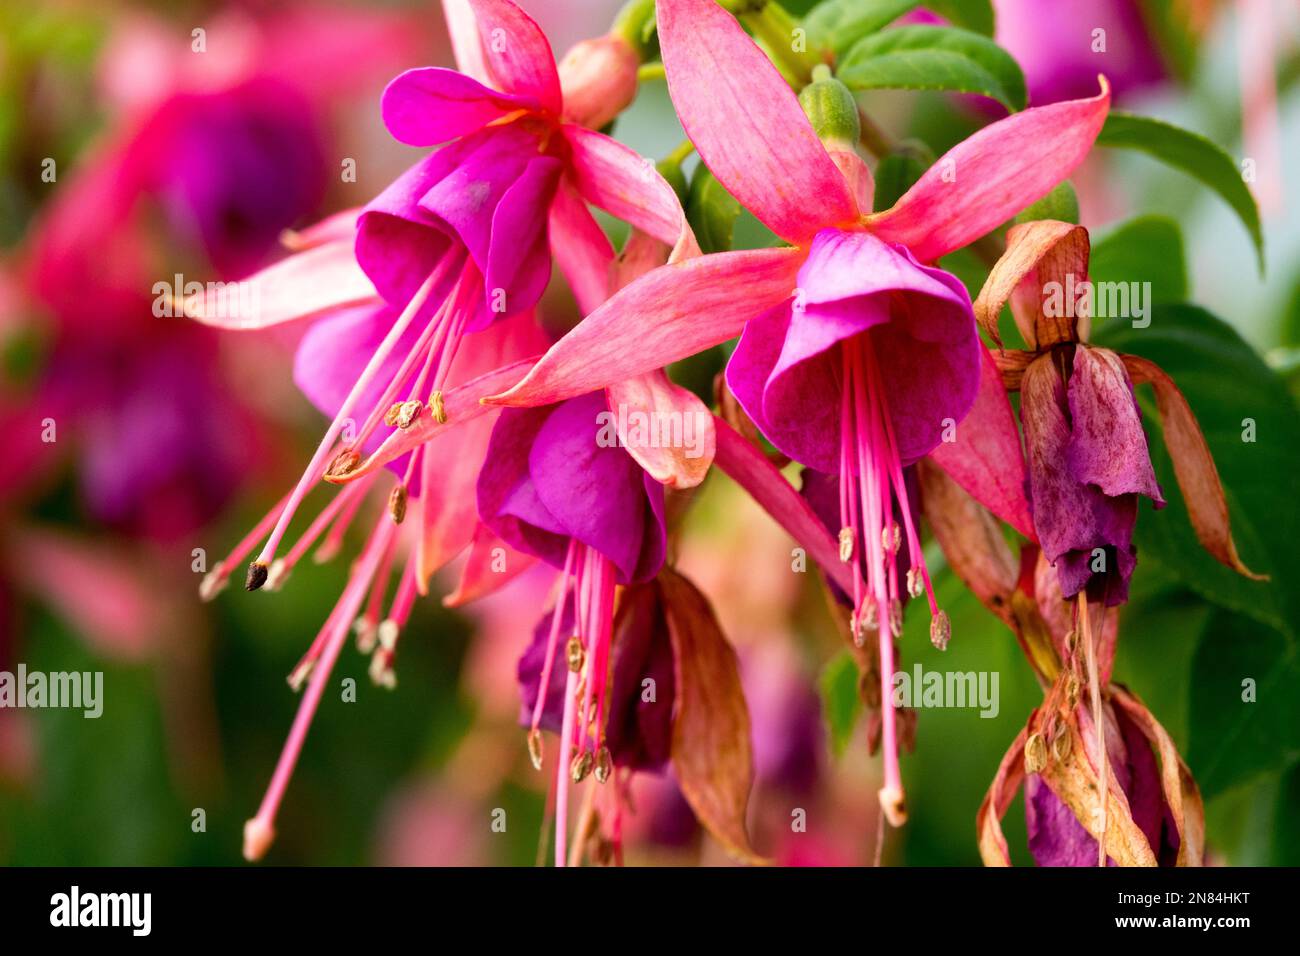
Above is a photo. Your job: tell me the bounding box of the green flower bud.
[798,66,861,148]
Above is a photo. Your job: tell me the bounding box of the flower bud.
[559,34,640,131]
[798,66,861,148]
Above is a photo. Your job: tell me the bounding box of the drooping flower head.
[974,220,1260,605]
[486,0,1111,826]
[477,389,667,864]
[192,0,692,863]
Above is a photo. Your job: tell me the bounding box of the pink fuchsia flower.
[186,0,689,600]
[486,0,1111,826]
[207,0,692,862]
[975,221,1262,605]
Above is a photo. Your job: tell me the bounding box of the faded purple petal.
[381,66,540,147]
[1022,355,1139,606]
[1025,773,1099,867]
[726,229,979,473]
[1067,346,1164,504]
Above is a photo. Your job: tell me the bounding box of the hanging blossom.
[973,220,1263,606]
[484,0,1110,827]
[183,0,692,862]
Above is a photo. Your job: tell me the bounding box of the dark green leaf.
[1095,305,1299,636]
[839,25,1027,112]
[872,139,934,211]
[1090,215,1188,307]
[1188,609,1300,798]
[1096,112,1264,271]
[803,0,920,56]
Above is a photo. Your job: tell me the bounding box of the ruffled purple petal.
[355,150,462,305]
[478,393,667,584]
[479,156,563,330]
[726,228,979,472]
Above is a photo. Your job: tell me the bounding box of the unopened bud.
[798,66,861,148]
[558,34,639,131]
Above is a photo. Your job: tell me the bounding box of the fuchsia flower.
[182,0,699,862]
[974,221,1262,605]
[487,0,1110,826]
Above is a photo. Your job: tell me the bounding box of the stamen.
[388,485,408,524]
[201,491,292,600]
[429,390,447,424]
[838,526,854,562]
[244,516,397,860]
[528,729,544,770]
[246,561,270,592]
[251,259,453,573]
[929,609,951,650]
[530,541,579,737]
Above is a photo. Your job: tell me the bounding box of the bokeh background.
[1,0,1297,866]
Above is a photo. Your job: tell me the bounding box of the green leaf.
[685,164,743,255]
[1188,609,1300,798]
[1094,305,1300,636]
[839,25,1027,112]
[1089,215,1188,307]
[1096,112,1264,271]
[819,651,863,757]
[803,0,920,56]
[871,139,934,211]
[1014,181,1079,226]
